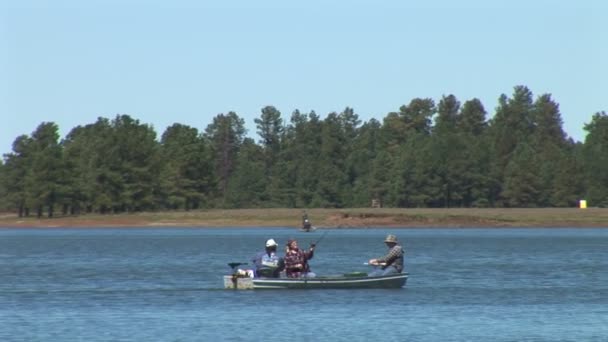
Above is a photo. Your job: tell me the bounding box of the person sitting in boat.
[368,234,404,276]
[284,238,316,278]
[251,239,285,278]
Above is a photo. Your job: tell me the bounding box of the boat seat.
[256,268,276,278]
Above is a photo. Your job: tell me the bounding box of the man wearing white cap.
[251,238,285,278]
[368,234,404,276]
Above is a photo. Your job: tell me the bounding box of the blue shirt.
[251,250,282,277]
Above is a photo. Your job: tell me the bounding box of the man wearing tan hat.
[368,234,404,276]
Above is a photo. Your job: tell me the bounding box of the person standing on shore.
[284,238,316,278]
[368,234,404,276]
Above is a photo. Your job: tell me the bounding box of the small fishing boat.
[224,272,408,290]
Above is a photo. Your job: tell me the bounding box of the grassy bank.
[1,208,608,228]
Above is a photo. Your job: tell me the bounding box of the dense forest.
[1,85,607,217]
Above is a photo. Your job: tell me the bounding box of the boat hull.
[224,273,408,290]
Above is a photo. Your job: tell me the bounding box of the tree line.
[1,85,607,217]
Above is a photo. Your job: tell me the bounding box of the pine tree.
[501,143,543,207]
[582,112,608,207]
[25,122,64,217]
[314,112,348,207]
[2,135,33,216]
[530,94,569,206]
[350,119,381,207]
[430,95,466,207]
[226,138,267,208]
[458,99,491,207]
[160,123,213,210]
[488,86,535,206]
[204,112,246,207]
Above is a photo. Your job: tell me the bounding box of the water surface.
[1,228,607,341]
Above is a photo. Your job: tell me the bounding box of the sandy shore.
[1,208,607,228]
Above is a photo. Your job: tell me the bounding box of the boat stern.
[223,275,254,289]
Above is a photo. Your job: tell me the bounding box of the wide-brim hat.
[266,239,278,247]
[384,234,398,243]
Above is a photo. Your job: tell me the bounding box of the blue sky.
[1,0,606,156]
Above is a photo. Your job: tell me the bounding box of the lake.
[1,227,607,341]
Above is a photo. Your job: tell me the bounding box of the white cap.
[265,239,278,247]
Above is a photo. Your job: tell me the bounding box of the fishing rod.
[310,229,329,247]
[363,262,386,266]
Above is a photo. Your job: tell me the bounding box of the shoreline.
[1,208,607,228]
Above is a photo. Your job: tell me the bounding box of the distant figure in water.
[302,210,312,231]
